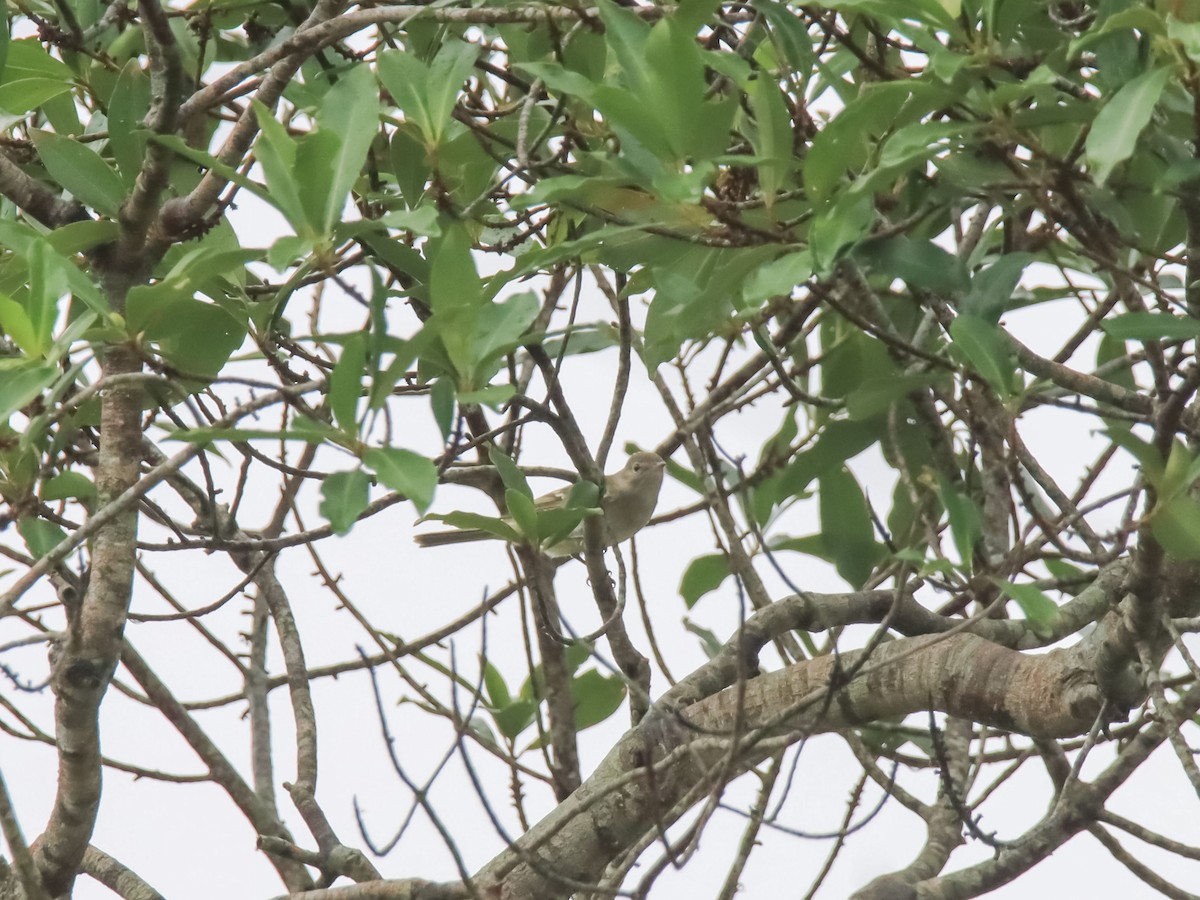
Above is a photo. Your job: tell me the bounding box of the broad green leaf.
[329,333,366,433]
[777,418,881,497]
[378,42,475,147]
[683,619,724,659]
[1101,312,1200,342]
[0,40,72,115]
[295,129,343,236]
[963,253,1031,323]
[425,41,478,143]
[24,242,64,355]
[1085,67,1170,186]
[313,63,379,231]
[491,698,536,739]
[483,659,511,708]
[151,299,245,379]
[506,488,538,540]
[31,131,126,216]
[679,553,731,608]
[320,469,371,535]
[0,16,9,82]
[1152,495,1200,560]
[935,475,982,570]
[743,250,812,303]
[1105,426,1163,484]
[571,669,626,731]
[429,377,455,438]
[805,82,918,200]
[0,360,57,420]
[0,78,68,115]
[809,194,874,273]
[18,517,67,559]
[251,100,305,232]
[46,220,119,256]
[845,373,936,420]
[819,466,882,588]
[472,292,539,372]
[854,236,969,295]
[108,62,150,187]
[41,471,96,503]
[364,447,437,512]
[746,72,794,210]
[948,315,1015,396]
[488,446,531,497]
[996,581,1058,636]
[0,294,39,356]
[457,384,516,407]
[536,506,594,546]
[644,244,777,368]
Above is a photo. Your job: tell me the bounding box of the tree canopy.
[1,1,1200,898]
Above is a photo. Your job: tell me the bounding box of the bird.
[415,451,666,557]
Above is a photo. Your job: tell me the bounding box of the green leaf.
[425,41,478,142]
[571,669,626,731]
[31,131,126,216]
[108,61,150,187]
[743,250,813,303]
[996,581,1058,636]
[1152,495,1200,560]
[456,384,516,407]
[683,619,724,659]
[251,100,305,232]
[329,333,366,433]
[378,42,476,146]
[149,299,245,379]
[429,377,456,439]
[536,506,593,546]
[777,418,880,497]
[472,291,539,372]
[313,63,379,231]
[854,236,969,295]
[364,447,437,512]
[1044,558,1087,594]
[483,659,510,707]
[0,360,57,421]
[0,40,72,115]
[1085,66,1170,186]
[948,315,1015,396]
[1101,312,1200,342]
[506,488,538,540]
[491,698,536,739]
[805,82,919,200]
[488,446,531,497]
[818,466,882,589]
[963,253,1031,323]
[1105,426,1163,484]
[845,373,936,420]
[320,469,371,535]
[295,129,343,236]
[679,553,731,608]
[0,294,38,356]
[46,220,119,256]
[935,475,982,570]
[746,72,794,211]
[18,517,67,559]
[41,471,96,503]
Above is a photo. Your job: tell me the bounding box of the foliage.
[1,1,1200,898]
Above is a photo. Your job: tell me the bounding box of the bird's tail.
[413,529,492,548]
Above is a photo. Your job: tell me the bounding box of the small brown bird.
[415,451,666,557]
